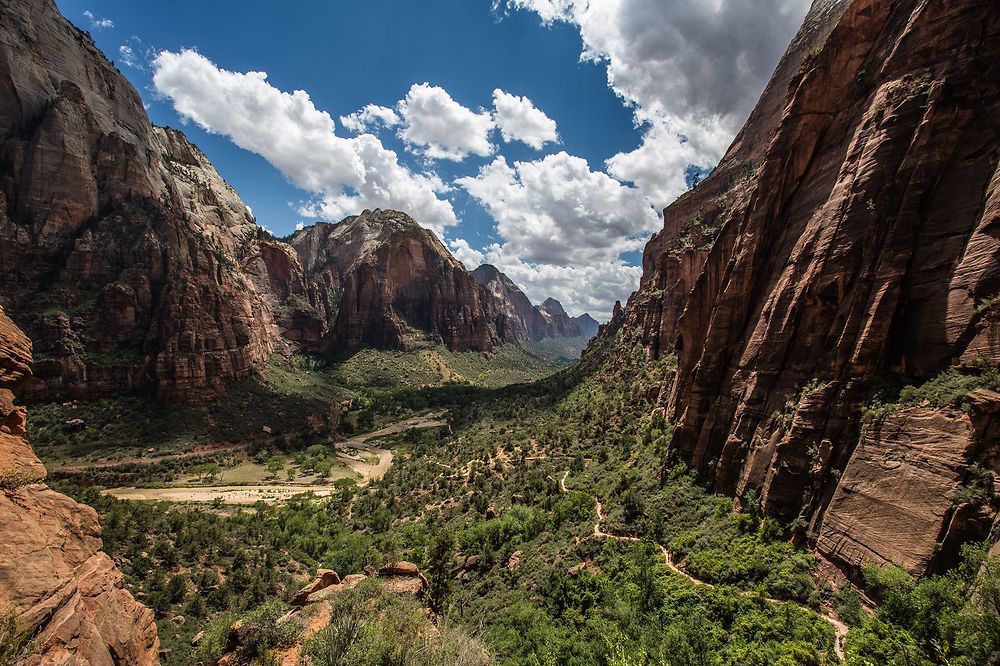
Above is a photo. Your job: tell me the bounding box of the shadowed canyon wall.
[608,0,1000,577]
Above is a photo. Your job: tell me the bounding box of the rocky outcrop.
[536,299,583,339]
[0,0,281,400]
[472,264,584,341]
[219,563,432,666]
[817,396,1000,576]
[608,0,1000,577]
[290,211,499,352]
[0,305,160,664]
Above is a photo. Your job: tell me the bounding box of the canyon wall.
[0,0,276,400]
[290,210,500,352]
[0,0,584,402]
[473,265,584,342]
[614,0,1000,577]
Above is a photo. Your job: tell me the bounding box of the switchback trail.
[560,470,849,660]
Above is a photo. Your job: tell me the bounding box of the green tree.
[204,463,221,482]
[266,456,285,480]
[0,608,35,665]
[306,444,329,459]
[633,539,663,615]
[427,529,456,612]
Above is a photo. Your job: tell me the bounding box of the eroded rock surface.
[0,0,278,400]
[603,0,1000,576]
[0,305,159,664]
[473,264,584,342]
[290,210,499,352]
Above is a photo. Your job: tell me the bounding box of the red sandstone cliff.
[472,265,584,342]
[0,0,562,401]
[0,0,279,401]
[290,210,500,352]
[608,0,1000,578]
[0,305,160,664]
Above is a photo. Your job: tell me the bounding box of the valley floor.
[38,334,1000,666]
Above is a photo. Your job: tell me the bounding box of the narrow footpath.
[560,470,849,660]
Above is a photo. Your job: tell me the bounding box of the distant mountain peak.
[572,313,600,339]
[539,298,568,316]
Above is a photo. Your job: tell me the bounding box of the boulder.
[291,569,341,606]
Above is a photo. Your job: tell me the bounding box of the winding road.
[336,410,449,482]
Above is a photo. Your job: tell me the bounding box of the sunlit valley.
[2,1,1000,665]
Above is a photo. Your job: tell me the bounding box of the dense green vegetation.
[839,546,1000,666]
[30,346,556,488]
[520,335,591,368]
[46,328,1000,665]
[862,366,1000,422]
[302,580,492,665]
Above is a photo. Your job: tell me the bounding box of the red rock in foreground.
[0,305,160,664]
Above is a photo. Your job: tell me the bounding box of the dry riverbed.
[103,410,450,504]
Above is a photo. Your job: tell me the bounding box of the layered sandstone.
[609,0,1000,576]
[0,306,159,664]
[472,265,585,341]
[291,211,499,352]
[0,0,277,400]
[818,396,1000,576]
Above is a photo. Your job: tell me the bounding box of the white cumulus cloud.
[457,152,659,267]
[83,10,114,29]
[397,83,495,161]
[151,49,458,234]
[450,239,639,320]
[339,104,400,133]
[501,0,810,209]
[454,151,657,318]
[492,89,559,149]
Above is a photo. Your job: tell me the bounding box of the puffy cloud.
[491,89,559,149]
[397,83,495,161]
[606,115,733,209]
[83,10,114,30]
[339,104,400,133]
[501,0,810,207]
[151,50,457,234]
[457,152,659,267]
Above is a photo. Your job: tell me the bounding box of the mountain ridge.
[0,0,587,402]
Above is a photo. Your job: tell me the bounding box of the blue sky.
[57,0,808,318]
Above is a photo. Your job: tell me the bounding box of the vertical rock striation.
[290,210,499,352]
[472,265,584,342]
[608,0,1000,577]
[0,0,276,400]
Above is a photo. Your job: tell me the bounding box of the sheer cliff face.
[617,0,1000,577]
[0,0,276,400]
[291,210,499,352]
[0,306,159,664]
[472,265,584,342]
